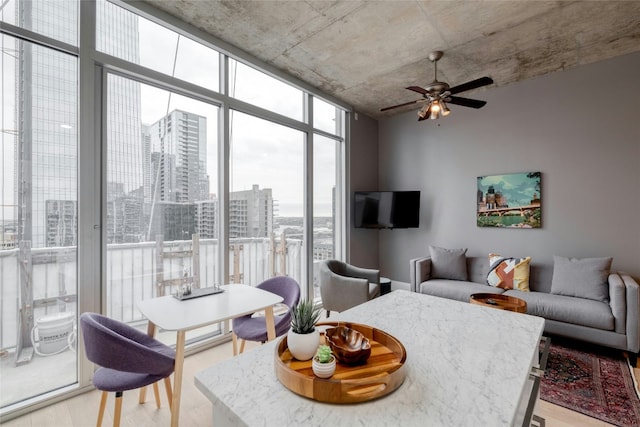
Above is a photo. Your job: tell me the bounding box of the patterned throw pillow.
[487,253,531,291]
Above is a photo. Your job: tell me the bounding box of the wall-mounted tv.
[353,191,420,229]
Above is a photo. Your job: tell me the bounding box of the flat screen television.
[353,191,420,229]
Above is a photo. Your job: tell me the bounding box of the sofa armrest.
[344,264,380,285]
[609,273,626,334]
[619,272,640,353]
[409,256,431,293]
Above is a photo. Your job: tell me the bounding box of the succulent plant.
[290,299,320,334]
[316,345,333,363]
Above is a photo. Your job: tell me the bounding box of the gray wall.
[376,51,640,284]
[348,112,379,269]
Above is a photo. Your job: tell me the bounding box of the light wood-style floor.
[3,339,637,427]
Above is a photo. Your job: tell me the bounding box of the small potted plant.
[287,299,321,361]
[312,344,336,378]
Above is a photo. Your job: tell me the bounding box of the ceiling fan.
[380,51,493,121]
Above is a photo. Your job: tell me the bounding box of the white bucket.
[34,312,75,355]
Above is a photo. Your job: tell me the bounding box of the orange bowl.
[324,326,371,365]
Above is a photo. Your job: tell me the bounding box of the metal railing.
[0,235,306,352]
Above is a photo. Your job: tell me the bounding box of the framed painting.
[477,172,541,228]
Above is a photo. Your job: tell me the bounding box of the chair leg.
[113,391,123,427]
[326,310,330,318]
[239,339,246,354]
[232,332,239,356]
[96,391,108,427]
[163,376,173,408]
[152,382,161,408]
[138,385,147,404]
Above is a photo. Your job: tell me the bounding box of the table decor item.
[312,345,336,378]
[325,325,371,365]
[275,321,407,403]
[287,299,321,361]
[172,285,224,301]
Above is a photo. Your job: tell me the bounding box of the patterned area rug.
[540,337,640,427]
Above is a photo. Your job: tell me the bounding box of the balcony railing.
[0,235,309,353]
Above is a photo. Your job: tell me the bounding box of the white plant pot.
[312,356,336,378]
[287,329,319,361]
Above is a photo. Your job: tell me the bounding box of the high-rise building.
[15,0,79,248]
[148,202,196,242]
[45,200,77,247]
[195,199,218,239]
[146,109,209,242]
[148,110,208,204]
[15,0,142,247]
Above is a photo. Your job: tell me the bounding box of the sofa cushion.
[487,254,531,291]
[429,246,468,281]
[504,290,614,331]
[550,256,612,303]
[419,279,503,303]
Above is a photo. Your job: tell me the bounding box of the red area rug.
[540,337,640,427]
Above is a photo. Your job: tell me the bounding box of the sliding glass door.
[229,111,306,295]
[105,74,221,344]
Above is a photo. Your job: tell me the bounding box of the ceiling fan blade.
[447,96,487,109]
[448,77,493,95]
[406,86,428,95]
[380,99,423,112]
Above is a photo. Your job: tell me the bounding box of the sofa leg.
[628,353,638,368]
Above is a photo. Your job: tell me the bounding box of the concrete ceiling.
[142,0,640,119]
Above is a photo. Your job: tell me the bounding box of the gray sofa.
[410,255,640,354]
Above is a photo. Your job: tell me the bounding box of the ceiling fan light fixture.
[417,104,430,119]
[429,100,440,119]
[379,50,493,122]
[440,101,451,117]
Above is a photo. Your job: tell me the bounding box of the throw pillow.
[429,246,468,281]
[550,256,612,302]
[486,253,531,291]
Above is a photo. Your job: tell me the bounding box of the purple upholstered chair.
[80,312,175,427]
[231,276,301,355]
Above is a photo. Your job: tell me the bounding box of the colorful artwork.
[477,172,541,228]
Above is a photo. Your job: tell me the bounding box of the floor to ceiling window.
[1,0,348,418]
[312,98,345,300]
[97,0,224,347]
[105,75,221,345]
[0,27,79,414]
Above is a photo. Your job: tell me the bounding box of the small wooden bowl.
[325,325,371,365]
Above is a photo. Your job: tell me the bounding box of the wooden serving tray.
[274,322,407,403]
[470,292,527,313]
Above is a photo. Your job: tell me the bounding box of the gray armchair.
[319,260,380,316]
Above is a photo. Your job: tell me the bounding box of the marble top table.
[195,290,545,426]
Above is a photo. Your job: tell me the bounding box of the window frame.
[0,0,350,418]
